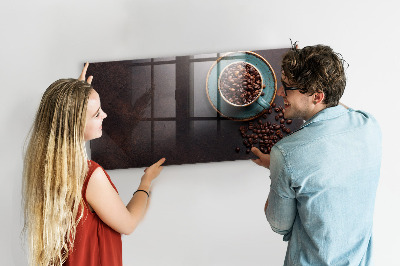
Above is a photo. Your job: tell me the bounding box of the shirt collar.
[300,105,349,130]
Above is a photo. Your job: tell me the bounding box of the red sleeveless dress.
[64,160,122,265]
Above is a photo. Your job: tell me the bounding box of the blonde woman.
[22,63,165,266]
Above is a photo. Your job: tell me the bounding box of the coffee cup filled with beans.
[218,61,264,107]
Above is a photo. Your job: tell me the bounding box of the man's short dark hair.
[281,44,347,107]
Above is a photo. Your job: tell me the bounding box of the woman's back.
[64,160,122,266]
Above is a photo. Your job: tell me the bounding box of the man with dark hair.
[251,44,382,265]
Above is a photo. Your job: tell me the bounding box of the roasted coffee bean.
[236,104,297,154]
[235,147,240,152]
[246,149,250,154]
[272,102,276,107]
[219,62,262,106]
[268,108,273,114]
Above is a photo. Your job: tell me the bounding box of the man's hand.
[251,147,271,169]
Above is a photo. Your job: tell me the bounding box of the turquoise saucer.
[206,51,277,121]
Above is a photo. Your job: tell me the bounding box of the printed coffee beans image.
[219,62,263,106]
[235,104,293,154]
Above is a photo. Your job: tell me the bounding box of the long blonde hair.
[23,79,93,265]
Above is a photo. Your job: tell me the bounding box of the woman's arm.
[86,158,165,235]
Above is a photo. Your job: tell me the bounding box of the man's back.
[267,105,382,266]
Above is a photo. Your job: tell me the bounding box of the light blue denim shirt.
[266,105,382,266]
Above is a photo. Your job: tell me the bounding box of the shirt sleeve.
[266,146,297,241]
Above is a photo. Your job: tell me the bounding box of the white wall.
[1,0,399,265]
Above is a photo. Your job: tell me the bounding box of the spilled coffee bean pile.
[219,62,264,106]
[235,102,292,154]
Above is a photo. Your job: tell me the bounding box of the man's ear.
[313,91,325,104]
